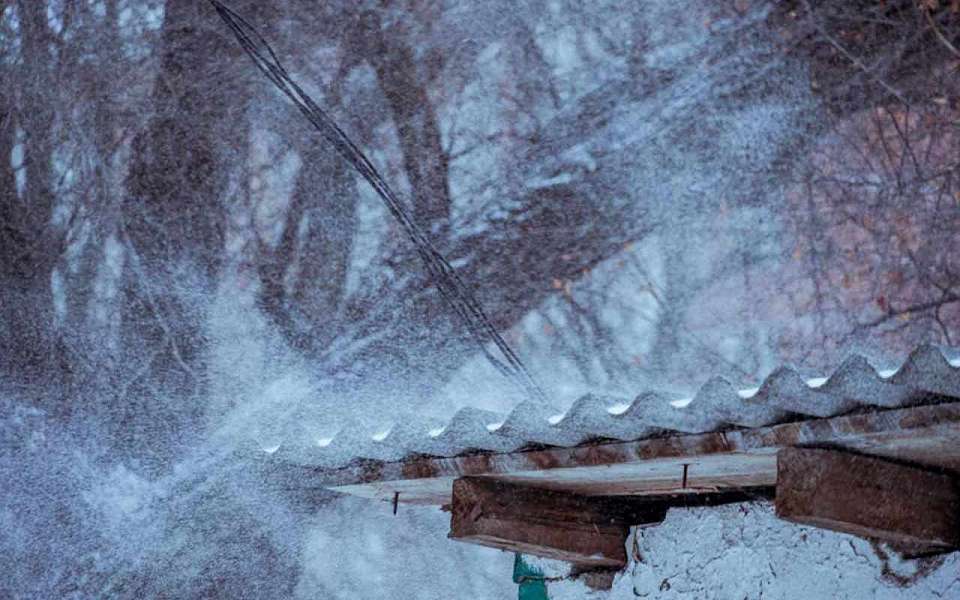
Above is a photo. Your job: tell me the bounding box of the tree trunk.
[60,0,125,402]
[118,0,244,468]
[348,9,452,237]
[256,139,359,359]
[0,1,67,410]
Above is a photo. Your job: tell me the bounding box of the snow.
[289,499,960,599]
[296,497,516,599]
[607,402,632,415]
[628,503,960,599]
[546,503,960,599]
[4,0,958,597]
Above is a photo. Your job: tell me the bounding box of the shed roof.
[281,345,960,506]
[285,345,957,460]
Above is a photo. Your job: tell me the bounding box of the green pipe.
[513,554,550,600]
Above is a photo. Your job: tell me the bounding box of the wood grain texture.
[449,477,666,568]
[775,447,960,550]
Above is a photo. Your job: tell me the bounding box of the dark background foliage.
[0,0,957,597]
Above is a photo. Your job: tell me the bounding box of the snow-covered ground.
[305,499,960,599]
[620,503,959,599]
[297,499,960,600]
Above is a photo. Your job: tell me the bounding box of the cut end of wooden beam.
[449,477,666,569]
[775,447,960,552]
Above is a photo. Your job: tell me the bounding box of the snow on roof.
[273,344,960,469]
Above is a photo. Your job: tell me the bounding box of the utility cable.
[208,0,548,406]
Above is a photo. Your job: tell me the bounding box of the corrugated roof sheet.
[277,344,960,469]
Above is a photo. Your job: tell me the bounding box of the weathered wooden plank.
[449,477,666,568]
[775,447,960,550]
[321,403,960,506]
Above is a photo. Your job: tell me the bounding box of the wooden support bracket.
[449,477,666,569]
[775,447,960,552]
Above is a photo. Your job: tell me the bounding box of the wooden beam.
[448,477,666,568]
[775,447,960,551]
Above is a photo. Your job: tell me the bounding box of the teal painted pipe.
[513,554,550,600]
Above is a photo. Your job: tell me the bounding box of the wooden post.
[449,477,665,568]
[775,447,960,551]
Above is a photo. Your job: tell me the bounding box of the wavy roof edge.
[267,344,960,469]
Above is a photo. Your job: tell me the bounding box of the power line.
[208,0,548,406]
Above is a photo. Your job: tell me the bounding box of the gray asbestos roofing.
[273,344,960,469]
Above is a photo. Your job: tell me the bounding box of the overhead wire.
[207,0,548,406]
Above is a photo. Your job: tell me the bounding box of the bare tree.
[0,1,70,410]
[119,0,249,465]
